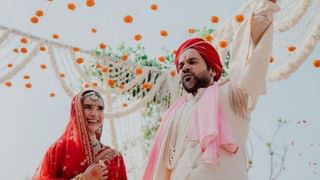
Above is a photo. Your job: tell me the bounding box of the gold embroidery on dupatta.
[74,94,94,164]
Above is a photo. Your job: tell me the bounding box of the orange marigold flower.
[99,42,107,49]
[100,66,109,73]
[20,37,28,44]
[172,49,177,55]
[134,34,142,41]
[21,47,28,54]
[219,40,228,48]
[86,0,95,7]
[91,82,98,87]
[170,70,177,77]
[142,82,153,90]
[23,75,30,79]
[158,56,166,63]
[160,30,168,37]
[123,15,133,24]
[235,14,245,23]
[83,83,90,88]
[49,92,56,97]
[67,3,76,10]
[135,67,143,75]
[122,102,128,108]
[150,4,158,11]
[52,34,60,39]
[95,63,102,68]
[269,56,275,64]
[204,35,214,42]
[59,72,65,78]
[76,57,84,64]
[91,28,97,33]
[13,48,19,53]
[39,46,46,52]
[121,54,128,61]
[36,10,44,17]
[4,81,12,87]
[313,59,320,68]
[287,45,296,52]
[30,16,39,24]
[188,28,196,34]
[7,63,13,68]
[40,64,47,69]
[106,79,115,87]
[25,83,32,89]
[210,16,219,23]
[72,47,80,52]
[118,83,125,90]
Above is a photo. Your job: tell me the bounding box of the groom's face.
[178,48,215,94]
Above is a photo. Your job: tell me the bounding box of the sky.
[0,0,319,179]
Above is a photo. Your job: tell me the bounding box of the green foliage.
[94,43,174,71]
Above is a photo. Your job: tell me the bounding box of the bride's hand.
[82,161,107,180]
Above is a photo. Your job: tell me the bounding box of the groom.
[143,0,279,180]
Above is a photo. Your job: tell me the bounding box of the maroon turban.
[174,38,223,81]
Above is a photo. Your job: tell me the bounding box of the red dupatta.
[33,91,102,179]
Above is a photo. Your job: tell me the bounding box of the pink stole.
[143,83,238,180]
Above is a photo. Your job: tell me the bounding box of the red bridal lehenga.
[32,91,127,180]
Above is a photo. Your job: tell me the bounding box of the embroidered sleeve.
[228,84,249,119]
[228,1,279,113]
[251,1,280,45]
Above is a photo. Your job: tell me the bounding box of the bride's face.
[82,96,104,134]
